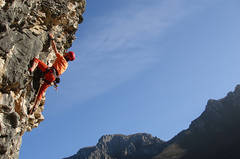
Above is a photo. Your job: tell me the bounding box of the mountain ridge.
[65,85,240,159]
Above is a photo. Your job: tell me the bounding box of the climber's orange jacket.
[53,52,68,75]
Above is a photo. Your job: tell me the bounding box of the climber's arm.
[49,34,59,55]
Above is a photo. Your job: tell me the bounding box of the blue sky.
[20,0,240,159]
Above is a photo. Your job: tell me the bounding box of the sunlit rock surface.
[64,133,165,159]
[0,0,85,158]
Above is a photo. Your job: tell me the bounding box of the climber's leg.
[29,58,48,73]
[35,82,50,105]
[29,69,56,115]
[29,82,50,115]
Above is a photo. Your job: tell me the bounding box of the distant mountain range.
[64,85,240,159]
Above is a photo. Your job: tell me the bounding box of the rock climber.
[29,33,75,115]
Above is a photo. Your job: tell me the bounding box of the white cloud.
[59,0,220,105]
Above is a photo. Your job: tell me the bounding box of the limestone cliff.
[65,85,240,159]
[0,0,85,158]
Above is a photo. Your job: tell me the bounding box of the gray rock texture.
[0,0,85,158]
[64,133,165,159]
[65,85,240,159]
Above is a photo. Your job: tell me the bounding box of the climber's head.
[64,51,75,61]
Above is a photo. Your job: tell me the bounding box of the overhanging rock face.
[0,0,85,158]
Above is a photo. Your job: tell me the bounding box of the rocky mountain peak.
[65,133,165,159]
[66,85,240,159]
